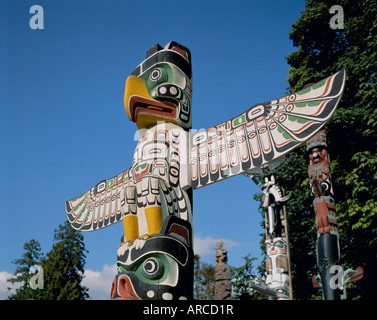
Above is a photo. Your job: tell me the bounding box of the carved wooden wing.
[65,169,131,231]
[190,69,346,189]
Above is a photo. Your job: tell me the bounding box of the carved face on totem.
[266,238,287,256]
[112,216,193,300]
[124,41,192,131]
[307,130,333,197]
[307,129,329,165]
[309,147,329,165]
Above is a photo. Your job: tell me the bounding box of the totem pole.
[307,130,364,299]
[65,41,345,300]
[246,175,292,299]
[215,241,231,300]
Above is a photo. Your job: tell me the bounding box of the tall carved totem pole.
[307,130,364,299]
[307,130,342,299]
[66,41,345,300]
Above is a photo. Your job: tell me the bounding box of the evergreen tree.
[7,239,44,300]
[193,254,216,300]
[262,0,377,299]
[40,221,89,300]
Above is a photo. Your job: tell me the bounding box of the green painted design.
[294,100,322,108]
[277,125,294,140]
[107,178,114,188]
[76,205,87,221]
[84,210,90,223]
[296,78,326,96]
[122,172,129,182]
[313,78,327,90]
[207,134,215,141]
[323,195,335,205]
[141,63,172,94]
[216,123,226,133]
[330,229,339,236]
[73,198,85,212]
[119,253,171,285]
[135,162,148,172]
[274,240,285,248]
[294,102,307,108]
[296,86,311,95]
[288,115,309,124]
[232,113,247,127]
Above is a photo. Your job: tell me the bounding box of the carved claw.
[117,241,132,257]
[134,235,151,250]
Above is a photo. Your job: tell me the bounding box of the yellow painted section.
[136,114,177,131]
[122,215,139,242]
[145,206,163,236]
[124,75,153,120]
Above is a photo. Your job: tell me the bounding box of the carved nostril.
[110,278,117,299]
[116,274,141,300]
[118,277,128,297]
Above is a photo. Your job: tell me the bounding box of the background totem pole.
[247,175,292,300]
[215,241,231,300]
[66,41,345,300]
[307,130,364,300]
[261,176,292,299]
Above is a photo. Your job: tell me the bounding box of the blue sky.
[0,0,305,299]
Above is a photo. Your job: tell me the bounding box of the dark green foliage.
[41,221,89,300]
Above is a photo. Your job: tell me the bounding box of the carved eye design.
[143,258,159,275]
[150,68,162,81]
[321,181,331,195]
[134,254,170,284]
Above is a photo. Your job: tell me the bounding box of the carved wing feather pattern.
[66,169,131,231]
[190,69,346,189]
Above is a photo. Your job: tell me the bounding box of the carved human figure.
[215,241,231,300]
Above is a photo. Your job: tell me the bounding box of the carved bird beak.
[124,75,177,131]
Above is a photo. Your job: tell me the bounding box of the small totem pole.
[215,241,232,300]
[249,175,292,300]
[307,129,364,299]
[65,40,345,300]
